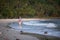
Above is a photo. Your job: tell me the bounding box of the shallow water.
[9,19,60,37]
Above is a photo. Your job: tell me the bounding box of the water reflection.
[9,19,60,37]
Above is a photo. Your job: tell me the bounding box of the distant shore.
[0,18,60,20]
[0,18,60,23]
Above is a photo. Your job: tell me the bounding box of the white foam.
[23,22,47,26]
[47,23,57,28]
[23,22,57,28]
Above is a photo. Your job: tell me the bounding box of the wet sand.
[0,19,39,40]
[0,19,60,40]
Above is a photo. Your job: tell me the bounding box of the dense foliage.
[0,0,60,18]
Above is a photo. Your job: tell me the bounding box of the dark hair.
[16,39,20,40]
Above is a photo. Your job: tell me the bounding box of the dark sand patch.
[21,32,60,40]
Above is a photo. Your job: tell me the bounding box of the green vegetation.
[0,0,60,18]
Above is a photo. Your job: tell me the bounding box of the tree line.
[0,0,60,18]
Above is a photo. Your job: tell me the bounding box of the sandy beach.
[0,19,39,40]
[0,19,60,40]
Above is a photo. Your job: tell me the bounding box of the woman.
[18,17,23,33]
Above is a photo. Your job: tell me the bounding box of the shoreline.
[0,20,39,40]
[0,18,60,21]
[22,32,60,40]
[0,19,60,40]
[0,17,60,19]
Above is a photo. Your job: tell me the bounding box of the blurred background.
[0,0,60,18]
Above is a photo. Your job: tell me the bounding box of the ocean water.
[9,19,60,37]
